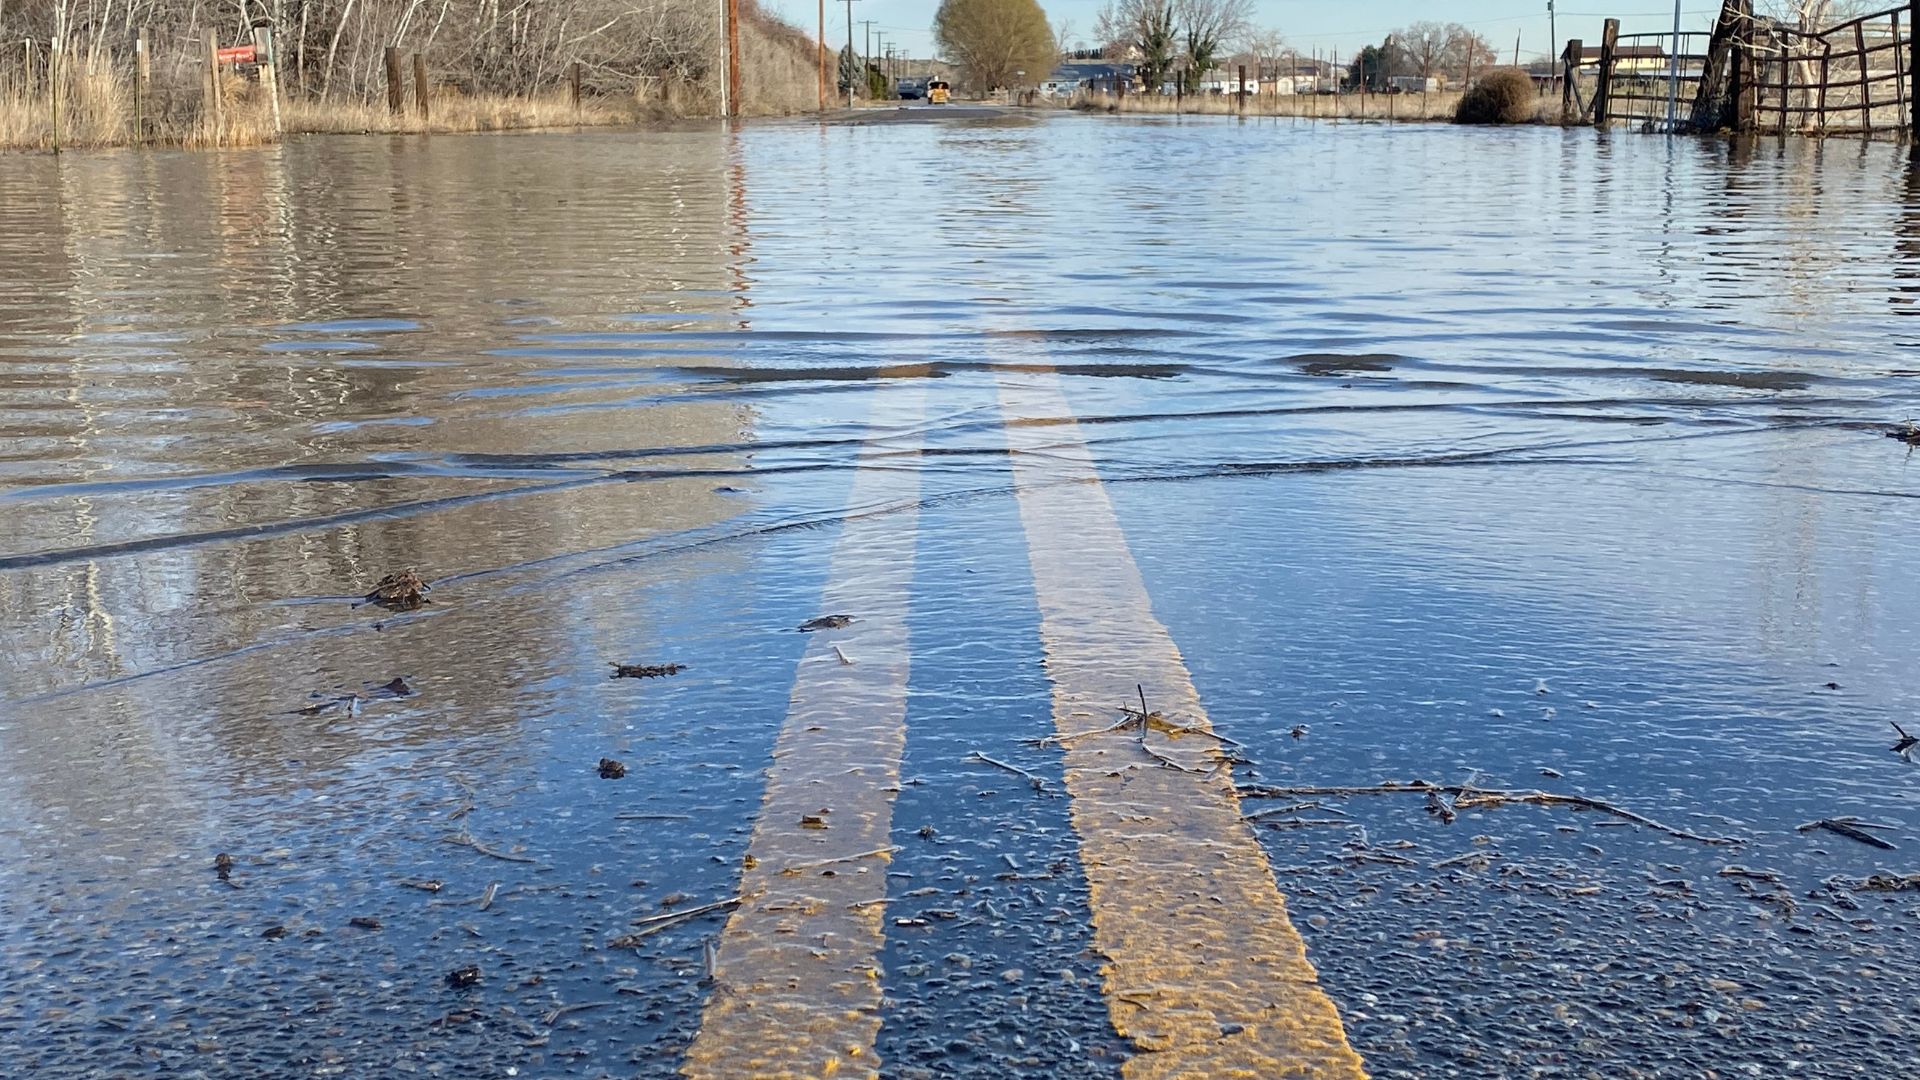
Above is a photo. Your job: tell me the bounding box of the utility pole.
[861,18,875,91]
[1513,28,1521,68]
[1548,0,1557,77]
[844,0,857,107]
[726,0,741,117]
[818,0,826,110]
[1664,0,1681,133]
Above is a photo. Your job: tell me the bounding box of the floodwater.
[3,116,1920,1078]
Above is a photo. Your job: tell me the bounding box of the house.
[1387,75,1440,93]
[1567,43,1670,75]
[1196,68,1259,95]
[1041,61,1137,96]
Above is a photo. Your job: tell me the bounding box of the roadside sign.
[215,44,256,65]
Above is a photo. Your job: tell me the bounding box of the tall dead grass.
[4,6,822,151]
[0,53,132,149]
[1070,87,1539,123]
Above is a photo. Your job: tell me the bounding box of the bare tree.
[1175,0,1248,92]
[1442,23,1496,84]
[1094,0,1176,90]
[1394,20,1450,82]
[1246,26,1285,81]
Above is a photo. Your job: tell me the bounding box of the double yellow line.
[682,388,922,1080]
[684,374,1365,1078]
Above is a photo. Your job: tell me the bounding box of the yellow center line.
[996,370,1369,1080]
[681,387,923,1080]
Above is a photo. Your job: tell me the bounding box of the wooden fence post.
[1594,18,1619,126]
[571,61,583,118]
[1238,63,1247,111]
[1563,38,1582,122]
[204,29,223,146]
[1857,21,1873,134]
[1735,0,1757,129]
[1909,0,1918,136]
[49,37,60,153]
[255,24,282,136]
[1690,0,1742,132]
[135,27,150,142]
[385,46,404,114]
[413,53,429,121]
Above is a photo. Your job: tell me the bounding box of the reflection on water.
[3,120,1920,1077]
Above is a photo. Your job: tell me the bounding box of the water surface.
[3,118,1919,1077]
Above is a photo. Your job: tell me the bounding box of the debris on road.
[965,750,1049,793]
[361,569,431,610]
[446,965,482,989]
[1891,723,1917,760]
[609,662,685,679]
[1237,779,1744,845]
[1798,817,1898,850]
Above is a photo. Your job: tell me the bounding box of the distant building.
[1196,68,1259,95]
[1387,75,1441,93]
[1569,43,1670,75]
[1040,60,1137,96]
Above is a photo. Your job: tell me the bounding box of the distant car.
[896,77,927,100]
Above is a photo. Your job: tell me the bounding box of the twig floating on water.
[965,751,1048,793]
[776,845,902,875]
[628,895,742,929]
[478,881,500,911]
[612,896,742,944]
[1239,781,1743,845]
[614,813,693,821]
[1798,818,1898,850]
[610,662,685,680]
[542,1001,611,1026]
[445,832,539,863]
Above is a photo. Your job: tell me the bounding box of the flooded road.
[4,117,1920,1077]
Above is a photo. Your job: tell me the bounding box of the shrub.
[1453,68,1537,125]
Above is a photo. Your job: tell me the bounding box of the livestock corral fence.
[1567,0,1917,137]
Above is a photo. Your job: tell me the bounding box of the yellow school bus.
[928,79,950,105]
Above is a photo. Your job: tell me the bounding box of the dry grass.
[1455,68,1539,125]
[283,91,640,135]
[4,5,822,152]
[0,54,132,149]
[1069,84,1577,125]
[1071,88,1468,122]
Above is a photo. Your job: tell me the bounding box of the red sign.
[215,44,256,64]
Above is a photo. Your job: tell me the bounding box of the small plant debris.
[446,965,482,989]
[1887,421,1920,446]
[362,569,431,610]
[799,813,829,829]
[400,879,444,893]
[797,615,854,632]
[1892,722,1918,760]
[213,852,238,887]
[609,662,685,680]
[260,925,288,940]
[348,916,383,931]
[598,758,628,779]
[1799,817,1898,850]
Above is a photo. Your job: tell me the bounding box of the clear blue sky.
[769,0,1725,69]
